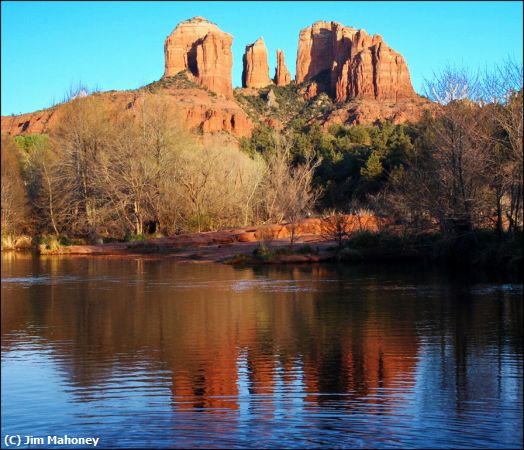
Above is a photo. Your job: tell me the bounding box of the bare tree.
[1,137,30,237]
[479,59,523,233]
[424,66,480,105]
[23,140,64,236]
[261,132,321,243]
[321,211,351,249]
[52,95,115,237]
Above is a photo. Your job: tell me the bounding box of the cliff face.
[274,50,291,86]
[163,17,233,97]
[296,21,416,102]
[242,37,271,88]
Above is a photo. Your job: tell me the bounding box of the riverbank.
[2,217,522,273]
[2,216,377,263]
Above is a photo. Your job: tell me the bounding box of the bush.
[58,235,72,246]
[347,231,405,251]
[295,244,318,255]
[13,235,33,249]
[253,243,273,259]
[1,234,15,251]
[337,247,363,262]
[125,234,146,242]
[36,235,61,253]
[274,246,293,256]
[223,253,254,265]
[347,231,381,248]
[140,71,200,93]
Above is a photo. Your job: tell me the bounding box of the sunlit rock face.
[163,16,233,97]
[296,21,416,102]
[274,49,291,86]
[242,37,272,88]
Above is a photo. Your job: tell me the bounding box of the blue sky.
[1,1,523,115]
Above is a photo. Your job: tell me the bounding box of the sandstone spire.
[242,37,271,88]
[163,16,233,97]
[296,21,415,102]
[274,49,291,86]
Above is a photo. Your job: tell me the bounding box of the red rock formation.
[274,49,291,86]
[1,109,59,136]
[296,21,416,102]
[1,88,253,138]
[296,21,335,85]
[242,37,271,88]
[321,97,437,128]
[163,17,233,97]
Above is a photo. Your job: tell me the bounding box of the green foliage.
[185,214,216,233]
[337,229,523,272]
[250,243,318,261]
[223,253,254,265]
[295,244,319,255]
[234,91,268,121]
[240,125,275,157]
[125,233,147,242]
[270,83,305,118]
[361,151,384,179]
[13,134,49,153]
[58,235,72,246]
[140,71,201,93]
[240,119,417,209]
[347,231,385,249]
[12,133,51,202]
[34,235,62,252]
[337,247,363,262]
[235,84,306,124]
[252,243,274,260]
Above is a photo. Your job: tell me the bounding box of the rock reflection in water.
[1,253,522,448]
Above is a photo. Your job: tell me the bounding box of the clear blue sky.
[1,1,522,115]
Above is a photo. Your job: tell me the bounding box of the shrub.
[36,235,61,253]
[223,253,254,265]
[295,244,318,255]
[125,234,147,242]
[13,235,33,249]
[140,71,201,93]
[253,243,273,259]
[1,234,15,250]
[58,235,72,246]
[338,247,363,262]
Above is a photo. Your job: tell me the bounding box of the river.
[1,253,522,448]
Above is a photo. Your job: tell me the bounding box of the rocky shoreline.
[3,216,378,264]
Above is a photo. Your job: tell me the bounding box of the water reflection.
[1,253,523,448]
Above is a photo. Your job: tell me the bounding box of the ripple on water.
[1,257,522,448]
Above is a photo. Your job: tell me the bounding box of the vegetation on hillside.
[1,92,318,244]
[1,61,522,271]
[233,79,355,128]
[139,71,203,93]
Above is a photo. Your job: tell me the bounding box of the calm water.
[1,253,522,449]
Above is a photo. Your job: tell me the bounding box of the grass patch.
[125,233,147,242]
